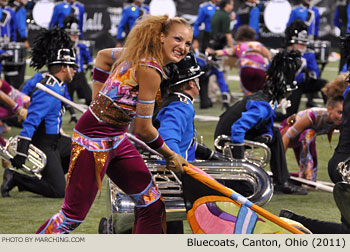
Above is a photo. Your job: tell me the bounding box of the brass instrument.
[337,157,350,183]
[99,134,273,233]
[214,134,271,168]
[0,136,47,179]
[105,157,273,233]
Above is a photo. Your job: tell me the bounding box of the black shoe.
[279,209,295,219]
[274,182,308,195]
[306,100,318,108]
[1,168,16,197]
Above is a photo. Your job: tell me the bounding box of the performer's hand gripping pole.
[36,83,182,184]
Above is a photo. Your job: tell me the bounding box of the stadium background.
[26,0,339,50]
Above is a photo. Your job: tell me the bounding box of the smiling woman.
[36,15,194,234]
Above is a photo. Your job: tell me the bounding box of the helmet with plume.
[30,28,78,71]
[63,16,81,36]
[284,20,309,46]
[263,49,303,104]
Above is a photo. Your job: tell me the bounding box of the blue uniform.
[231,99,274,144]
[193,1,218,38]
[116,3,149,41]
[214,91,292,186]
[287,5,320,37]
[333,1,350,35]
[9,1,27,41]
[14,5,27,41]
[75,43,92,73]
[20,74,66,139]
[195,53,229,93]
[49,1,85,39]
[21,72,71,100]
[235,2,261,36]
[0,7,17,42]
[296,52,319,83]
[156,92,196,161]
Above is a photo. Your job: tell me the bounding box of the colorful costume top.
[234,41,269,71]
[0,7,17,42]
[214,91,275,144]
[156,92,196,161]
[235,2,261,36]
[49,1,85,39]
[193,1,218,38]
[281,108,337,140]
[116,3,149,41]
[279,108,338,182]
[20,74,66,139]
[287,5,320,37]
[89,58,164,127]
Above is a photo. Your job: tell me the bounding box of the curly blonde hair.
[115,15,192,70]
[322,73,348,99]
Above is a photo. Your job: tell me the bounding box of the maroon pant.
[37,137,164,234]
[240,67,266,95]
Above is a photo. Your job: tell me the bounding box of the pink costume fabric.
[37,59,165,234]
[0,79,30,119]
[280,108,337,181]
[234,41,269,95]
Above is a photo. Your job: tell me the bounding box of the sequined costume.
[37,59,165,234]
[280,108,338,181]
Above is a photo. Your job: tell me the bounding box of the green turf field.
[0,58,343,234]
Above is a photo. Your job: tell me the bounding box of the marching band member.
[156,50,227,163]
[192,0,220,53]
[49,0,85,39]
[214,49,308,195]
[287,0,320,39]
[208,25,271,96]
[328,35,350,184]
[116,0,149,47]
[0,0,18,88]
[235,0,262,37]
[36,15,192,234]
[280,96,344,182]
[63,16,93,106]
[6,0,30,89]
[0,0,16,42]
[275,20,327,122]
[1,28,77,198]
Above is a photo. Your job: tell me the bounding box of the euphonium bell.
[0,136,47,179]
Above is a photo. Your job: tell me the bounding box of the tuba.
[0,136,47,179]
[214,134,271,168]
[104,140,273,233]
